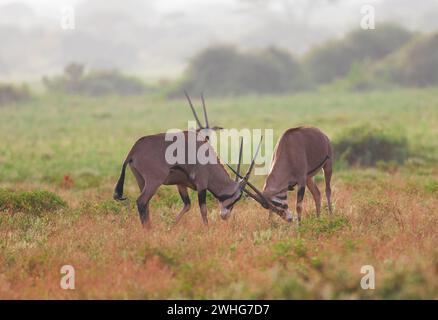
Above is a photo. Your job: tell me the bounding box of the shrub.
[375,33,438,87]
[298,216,350,236]
[78,71,146,96]
[335,61,397,92]
[43,63,146,96]
[0,189,67,215]
[173,46,305,96]
[0,83,31,106]
[333,125,409,166]
[304,24,412,84]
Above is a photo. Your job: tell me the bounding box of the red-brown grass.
[1,170,438,299]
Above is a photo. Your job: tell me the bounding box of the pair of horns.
[184,91,209,129]
[226,139,280,212]
[184,92,272,211]
[226,137,269,199]
[184,91,223,131]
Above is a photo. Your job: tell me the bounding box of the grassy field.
[1,88,438,299]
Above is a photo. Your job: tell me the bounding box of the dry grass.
[1,90,438,299]
[1,169,438,299]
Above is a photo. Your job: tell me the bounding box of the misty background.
[1,0,438,82]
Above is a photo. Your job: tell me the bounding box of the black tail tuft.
[113,160,130,201]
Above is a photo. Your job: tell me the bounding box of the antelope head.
[227,161,294,222]
[183,92,259,221]
[215,137,263,220]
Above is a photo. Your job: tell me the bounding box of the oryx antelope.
[113,93,259,228]
[169,92,224,224]
[231,126,333,223]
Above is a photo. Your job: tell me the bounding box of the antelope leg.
[296,185,306,223]
[175,185,191,223]
[323,159,333,215]
[306,176,321,218]
[136,181,161,229]
[198,189,208,226]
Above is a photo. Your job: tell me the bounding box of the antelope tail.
[113,159,131,201]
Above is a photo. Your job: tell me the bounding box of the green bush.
[173,46,306,96]
[333,125,409,166]
[0,189,67,215]
[304,24,412,84]
[375,33,438,87]
[326,61,392,93]
[0,83,31,106]
[43,63,147,96]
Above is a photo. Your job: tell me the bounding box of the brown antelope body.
[113,93,259,228]
[238,126,333,223]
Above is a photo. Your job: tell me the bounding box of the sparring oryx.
[170,92,223,223]
[231,126,333,223]
[113,94,261,228]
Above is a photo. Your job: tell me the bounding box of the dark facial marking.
[271,200,288,209]
[209,189,234,202]
[225,191,242,210]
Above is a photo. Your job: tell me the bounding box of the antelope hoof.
[285,209,293,223]
[220,209,231,220]
[220,213,230,220]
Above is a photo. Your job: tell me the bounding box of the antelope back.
[263,127,331,196]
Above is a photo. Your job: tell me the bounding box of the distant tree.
[64,63,84,81]
[304,24,413,84]
[175,46,305,96]
[43,63,147,96]
[375,33,438,87]
[0,83,31,106]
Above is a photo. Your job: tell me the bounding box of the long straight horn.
[225,163,270,209]
[184,90,203,129]
[235,137,243,182]
[243,136,263,181]
[201,92,209,129]
[242,188,270,209]
[224,136,268,207]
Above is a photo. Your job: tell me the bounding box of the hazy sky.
[1,0,436,30]
[1,0,437,80]
[0,0,392,26]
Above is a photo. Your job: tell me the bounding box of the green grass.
[333,124,409,166]
[1,89,438,188]
[1,88,438,299]
[0,189,66,215]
